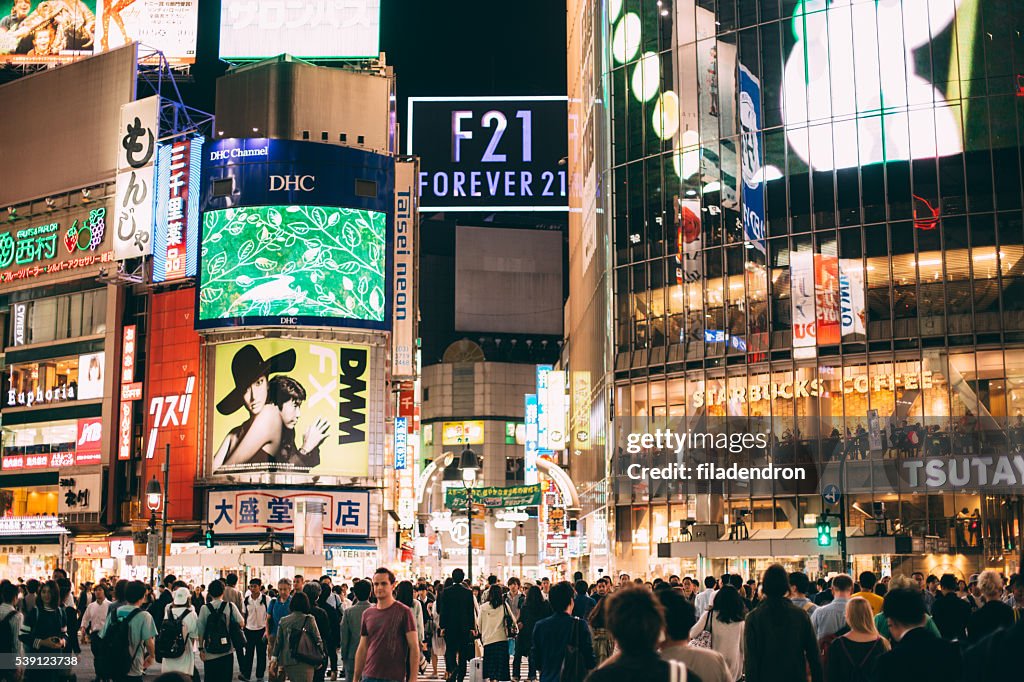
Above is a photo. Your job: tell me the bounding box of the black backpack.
[559,617,589,682]
[0,611,17,653]
[156,606,190,659]
[101,607,143,680]
[203,602,232,655]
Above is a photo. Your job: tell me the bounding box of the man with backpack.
[197,579,245,682]
[530,581,595,682]
[99,580,158,682]
[158,587,199,682]
[0,581,25,682]
[241,578,269,682]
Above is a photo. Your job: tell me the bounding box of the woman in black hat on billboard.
[211,344,296,470]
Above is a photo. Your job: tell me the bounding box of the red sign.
[144,289,202,520]
[121,325,137,384]
[121,382,143,402]
[814,255,841,345]
[76,417,102,464]
[398,390,415,418]
[118,400,132,461]
[164,139,191,281]
[0,452,74,470]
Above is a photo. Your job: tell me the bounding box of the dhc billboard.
[196,138,395,331]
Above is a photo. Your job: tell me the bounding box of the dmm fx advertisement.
[407,97,568,212]
[209,338,370,478]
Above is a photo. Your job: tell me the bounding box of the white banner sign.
[791,251,815,349]
[208,489,370,537]
[392,160,417,377]
[546,370,567,450]
[839,259,866,337]
[114,97,160,260]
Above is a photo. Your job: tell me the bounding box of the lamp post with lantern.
[144,476,162,585]
[458,446,481,584]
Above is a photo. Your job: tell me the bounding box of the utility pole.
[160,443,170,579]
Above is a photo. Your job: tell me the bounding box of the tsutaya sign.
[904,456,1024,492]
[693,371,936,408]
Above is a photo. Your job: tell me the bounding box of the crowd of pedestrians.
[0,565,1020,682]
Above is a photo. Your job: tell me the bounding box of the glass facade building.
[592,0,1024,579]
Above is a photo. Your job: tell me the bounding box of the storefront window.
[13,288,107,347]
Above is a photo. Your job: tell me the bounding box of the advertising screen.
[0,0,198,66]
[209,338,371,479]
[219,0,380,60]
[198,205,387,328]
[407,97,569,212]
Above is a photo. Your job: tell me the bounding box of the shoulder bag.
[689,611,714,649]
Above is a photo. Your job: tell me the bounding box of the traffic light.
[204,527,216,548]
[817,515,832,546]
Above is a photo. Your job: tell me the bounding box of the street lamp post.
[160,443,170,580]
[458,447,481,585]
[145,476,163,586]
[517,522,526,578]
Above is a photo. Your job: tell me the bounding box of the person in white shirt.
[695,576,719,614]
[161,587,199,678]
[0,580,25,681]
[240,579,269,682]
[80,584,109,642]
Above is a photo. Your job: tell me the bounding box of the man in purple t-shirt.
[353,567,419,682]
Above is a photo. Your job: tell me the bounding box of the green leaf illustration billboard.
[198,205,387,327]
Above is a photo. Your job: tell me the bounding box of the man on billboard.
[3,0,95,55]
[211,344,327,471]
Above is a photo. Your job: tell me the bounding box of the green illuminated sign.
[446,484,542,510]
[198,205,387,324]
[0,208,106,269]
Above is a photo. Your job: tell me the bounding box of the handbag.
[502,602,519,639]
[689,611,714,649]
[291,615,326,666]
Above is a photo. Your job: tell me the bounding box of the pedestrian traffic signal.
[204,527,215,548]
[817,516,832,546]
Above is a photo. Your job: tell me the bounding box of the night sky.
[185,0,568,141]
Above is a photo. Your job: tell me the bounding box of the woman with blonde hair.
[825,596,889,681]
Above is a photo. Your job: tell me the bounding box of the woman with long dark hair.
[515,586,551,681]
[428,583,445,678]
[477,585,511,682]
[689,585,746,680]
[395,581,426,673]
[20,580,67,682]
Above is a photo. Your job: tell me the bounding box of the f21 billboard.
[407,97,569,212]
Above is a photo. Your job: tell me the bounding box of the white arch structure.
[416,451,581,514]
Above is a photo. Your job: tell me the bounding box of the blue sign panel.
[201,138,395,214]
[739,65,766,256]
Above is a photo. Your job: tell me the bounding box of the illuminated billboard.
[197,205,387,328]
[407,97,569,212]
[94,0,198,65]
[0,0,198,66]
[219,0,380,60]
[153,136,203,282]
[208,338,370,479]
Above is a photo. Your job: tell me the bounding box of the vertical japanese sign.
[791,251,815,350]
[392,159,417,377]
[546,370,567,451]
[394,417,408,470]
[525,394,539,485]
[154,136,203,282]
[536,364,552,450]
[739,64,766,255]
[118,324,138,461]
[571,370,591,453]
[114,96,159,261]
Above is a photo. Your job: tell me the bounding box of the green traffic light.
[204,529,215,548]
[816,518,832,546]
